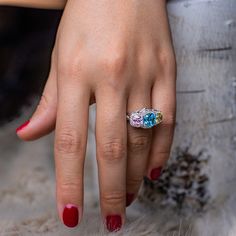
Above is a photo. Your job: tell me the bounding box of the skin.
[0,0,66,9]
[15,0,176,231]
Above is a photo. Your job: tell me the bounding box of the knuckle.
[137,49,153,73]
[98,44,127,77]
[156,50,176,76]
[37,94,50,112]
[59,181,80,193]
[55,129,82,154]
[58,54,85,79]
[128,134,151,153]
[101,191,125,206]
[101,54,127,75]
[98,140,126,162]
[158,51,174,66]
[127,176,143,189]
[158,152,170,162]
[150,151,170,166]
[58,181,81,201]
[95,44,128,90]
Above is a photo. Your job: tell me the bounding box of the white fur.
[0,114,236,236]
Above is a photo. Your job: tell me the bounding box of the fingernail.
[16,120,30,133]
[63,204,79,228]
[126,193,135,207]
[150,167,162,180]
[106,215,122,232]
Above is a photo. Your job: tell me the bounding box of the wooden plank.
[167,0,236,199]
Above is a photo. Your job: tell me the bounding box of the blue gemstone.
[143,112,157,128]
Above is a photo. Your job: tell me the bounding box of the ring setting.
[127,108,163,129]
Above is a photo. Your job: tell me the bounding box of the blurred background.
[0,6,61,125]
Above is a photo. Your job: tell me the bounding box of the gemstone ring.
[127,108,163,129]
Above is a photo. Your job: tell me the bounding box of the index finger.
[55,79,90,227]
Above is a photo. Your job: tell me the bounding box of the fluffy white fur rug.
[0,106,236,236]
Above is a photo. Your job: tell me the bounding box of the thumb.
[16,63,57,141]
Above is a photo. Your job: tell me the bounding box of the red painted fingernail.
[63,204,79,228]
[126,193,135,207]
[16,120,30,133]
[150,167,162,180]
[106,215,122,232]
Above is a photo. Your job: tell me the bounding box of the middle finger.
[96,85,127,232]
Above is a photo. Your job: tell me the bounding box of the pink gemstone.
[130,114,142,127]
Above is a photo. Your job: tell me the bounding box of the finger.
[96,87,127,232]
[16,51,57,141]
[55,79,90,228]
[148,74,176,181]
[126,88,152,207]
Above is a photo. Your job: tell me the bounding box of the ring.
[127,108,163,129]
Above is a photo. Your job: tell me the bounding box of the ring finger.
[126,86,152,206]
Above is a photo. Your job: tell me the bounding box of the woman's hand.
[17,0,176,232]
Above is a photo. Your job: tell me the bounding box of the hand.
[16,0,176,232]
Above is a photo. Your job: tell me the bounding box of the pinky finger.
[147,79,176,180]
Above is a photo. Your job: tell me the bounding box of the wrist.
[0,0,67,9]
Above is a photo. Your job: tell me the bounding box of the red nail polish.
[106,215,122,232]
[16,120,30,133]
[126,193,134,207]
[150,167,162,180]
[63,204,79,228]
